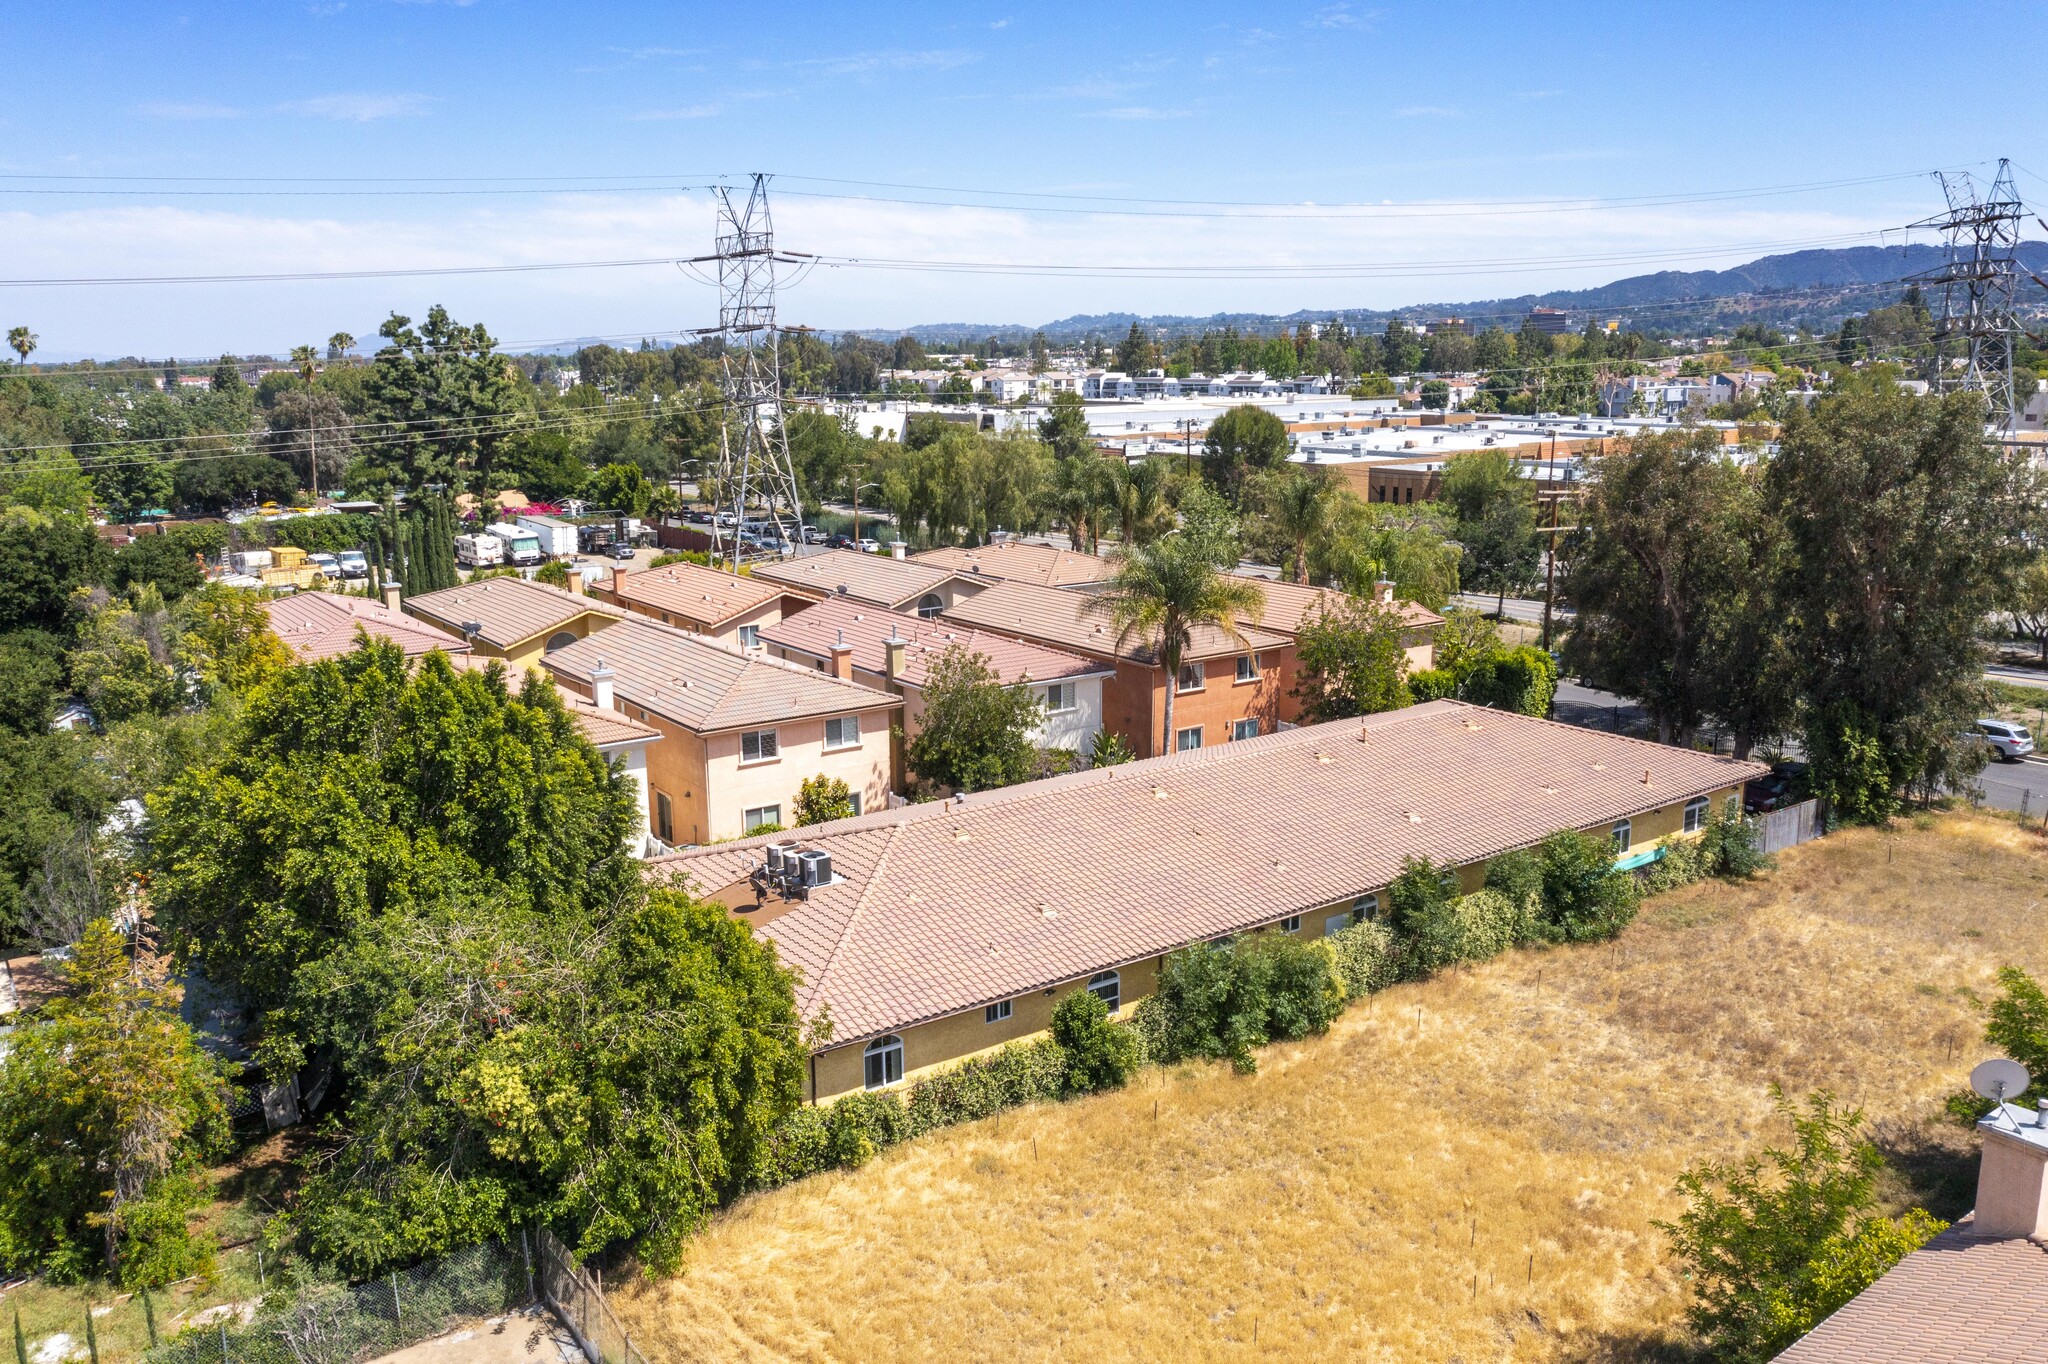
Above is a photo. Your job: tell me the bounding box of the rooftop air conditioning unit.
[796,849,834,889]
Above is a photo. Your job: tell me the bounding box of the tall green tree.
[354,307,527,493]
[6,327,35,367]
[1036,390,1094,462]
[1292,594,1414,721]
[904,646,1045,794]
[1102,456,1173,548]
[148,644,639,1074]
[1255,466,1341,584]
[1200,405,1290,505]
[1439,448,1539,614]
[1767,374,2038,819]
[1087,536,1265,754]
[0,920,230,1285]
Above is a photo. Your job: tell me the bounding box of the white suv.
[1976,719,2035,762]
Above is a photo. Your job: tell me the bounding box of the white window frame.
[736,623,761,649]
[740,728,779,764]
[743,804,781,834]
[1612,818,1632,854]
[1087,970,1120,1011]
[864,1034,904,1089]
[1352,893,1379,924]
[824,714,860,751]
[1279,914,1301,932]
[1176,725,1203,752]
[1232,717,1259,741]
[1235,652,1260,684]
[1044,681,1076,714]
[1177,661,1205,693]
[984,999,1012,1024]
[916,592,945,619]
[1683,796,1709,834]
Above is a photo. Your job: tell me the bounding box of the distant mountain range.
[887,241,2048,345]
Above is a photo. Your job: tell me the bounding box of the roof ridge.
[804,821,904,1015]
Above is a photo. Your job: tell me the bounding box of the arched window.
[916,593,944,619]
[1352,893,1380,924]
[1683,796,1710,834]
[1612,819,1632,854]
[544,630,578,653]
[863,1034,904,1090]
[1087,970,1120,1012]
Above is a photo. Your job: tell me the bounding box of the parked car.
[802,526,829,544]
[306,552,342,579]
[1743,761,1807,814]
[684,509,714,525]
[1975,719,2035,762]
[856,537,880,553]
[825,533,856,550]
[606,540,637,561]
[335,549,369,580]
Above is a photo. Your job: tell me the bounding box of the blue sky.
[3,0,2040,358]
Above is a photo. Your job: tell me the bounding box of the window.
[864,1035,904,1089]
[743,804,781,834]
[655,792,674,845]
[740,729,779,763]
[1232,718,1259,741]
[1087,971,1121,1011]
[824,715,860,751]
[1044,682,1076,713]
[1177,662,1205,693]
[1612,819,1632,854]
[1236,653,1260,683]
[1280,914,1301,932]
[1176,725,1203,752]
[984,999,1012,1024]
[1324,912,1351,937]
[916,592,944,619]
[737,623,761,648]
[848,792,862,816]
[544,631,578,653]
[1683,796,1709,834]
[1352,893,1379,924]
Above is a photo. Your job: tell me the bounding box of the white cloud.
[135,101,244,120]
[280,93,436,122]
[805,49,979,75]
[629,105,722,121]
[1309,4,1380,29]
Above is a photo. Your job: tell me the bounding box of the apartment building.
[749,547,992,619]
[1232,576,1443,712]
[647,702,1763,1101]
[541,614,903,846]
[913,540,1116,590]
[939,578,1292,757]
[403,576,624,672]
[759,595,1114,777]
[589,561,802,649]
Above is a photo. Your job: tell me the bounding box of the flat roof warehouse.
[648,701,1764,1052]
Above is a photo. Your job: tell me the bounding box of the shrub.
[903,1039,1065,1136]
[1050,989,1140,1094]
[1482,848,1542,917]
[1700,799,1770,878]
[1088,726,1136,768]
[825,1091,909,1169]
[1536,828,1641,942]
[533,560,570,588]
[1327,919,1399,998]
[1450,888,1534,962]
[1151,931,1344,1074]
[1408,667,1457,701]
[1461,644,1558,716]
[793,773,856,826]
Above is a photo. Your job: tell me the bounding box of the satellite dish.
[1971,1058,2031,1102]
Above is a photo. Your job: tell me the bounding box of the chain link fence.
[143,1239,530,1364]
[531,1229,648,1364]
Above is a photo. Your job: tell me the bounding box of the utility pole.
[1908,160,2026,436]
[849,463,866,548]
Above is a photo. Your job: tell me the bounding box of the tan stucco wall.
[406,606,622,675]
[618,595,783,650]
[700,711,896,840]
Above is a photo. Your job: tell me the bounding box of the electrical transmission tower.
[1908,159,2026,435]
[701,174,808,569]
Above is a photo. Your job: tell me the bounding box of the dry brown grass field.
[614,812,2048,1363]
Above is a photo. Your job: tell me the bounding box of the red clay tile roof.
[749,548,982,609]
[541,614,901,735]
[266,591,472,662]
[914,541,1116,588]
[1774,1215,2048,1362]
[442,654,658,751]
[601,562,784,629]
[1235,575,1445,635]
[760,596,1111,690]
[939,578,1290,666]
[404,578,623,651]
[645,701,1764,1045]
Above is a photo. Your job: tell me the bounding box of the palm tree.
[7,326,36,367]
[326,332,355,361]
[1087,535,1266,755]
[1104,456,1173,548]
[1047,454,1109,552]
[291,344,319,386]
[1260,466,1339,584]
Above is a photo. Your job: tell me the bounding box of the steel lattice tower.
[1908,159,2025,435]
[706,175,806,569]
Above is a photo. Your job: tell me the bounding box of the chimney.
[1374,578,1396,604]
[609,564,626,598]
[1974,1101,2048,1239]
[589,660,616,712]
[829,628,855,682]
[567,568,584,597]
[890,541,907,560]
[883,628,908,685]
[383,583,403,612]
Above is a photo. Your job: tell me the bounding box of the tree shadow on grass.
[1869,1113,1978,1224]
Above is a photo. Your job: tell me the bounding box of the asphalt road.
[1450,593,1572,626]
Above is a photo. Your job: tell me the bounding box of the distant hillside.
[888,240,2048,344]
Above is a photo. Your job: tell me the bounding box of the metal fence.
[532,1228,649,1364]
[144,1239,529,1364]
